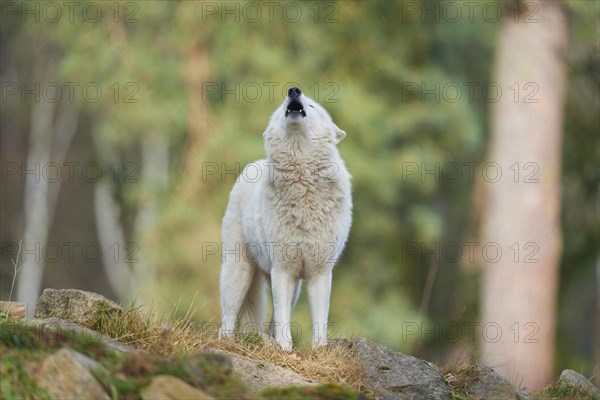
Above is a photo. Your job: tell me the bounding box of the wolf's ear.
[333,124,346,144]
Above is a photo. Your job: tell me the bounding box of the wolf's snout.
[288,87,302,98]
[285,87,306,118]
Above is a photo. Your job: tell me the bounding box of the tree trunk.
[16,94,54,312]
[92,128,132,303]
[481,0,567,391]
[17,80,80,313]
[596,257,600,386]
[176,1,215,201]
[92,129,169,304]
[130,135,169,300]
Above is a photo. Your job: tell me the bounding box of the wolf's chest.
[268,166,345,233]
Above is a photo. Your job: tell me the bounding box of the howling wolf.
[219,87,352,350]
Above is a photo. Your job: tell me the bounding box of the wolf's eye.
[309,104,315,109]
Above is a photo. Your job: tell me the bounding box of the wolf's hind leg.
[219,256,255,338]
[238,269,267,334]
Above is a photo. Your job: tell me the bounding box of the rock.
[32,347,109,400]
[120,351,249,398]
[459,365,531,400]
[67,347,107,373]
[189,352,234,376]
[348,337,451,400]
[141,375,215,400]
[35,288,122,327]
[556,369,600,398]
[0,301,25,319]
[209,348,313,392]
[13,317,140,353]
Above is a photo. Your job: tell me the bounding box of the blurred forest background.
[0,0,598,392]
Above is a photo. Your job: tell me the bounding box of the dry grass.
[207,334,365,390]
[87,300,365,390]
[440,363,478,400]
[88,300,205,356]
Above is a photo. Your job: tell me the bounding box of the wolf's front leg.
[270,268,296,351]
[268,279,302,337]
[307,270,332,347]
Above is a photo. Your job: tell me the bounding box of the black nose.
[288,87,302,98]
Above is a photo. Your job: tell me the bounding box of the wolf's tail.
[238,270,267,333]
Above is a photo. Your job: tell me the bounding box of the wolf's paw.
[275,337,293,352]
[312,336,328,348]
[218,328,235,339]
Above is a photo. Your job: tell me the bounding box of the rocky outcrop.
[556,369,600,398]
[210,348,313,392]
[14,316,140,353]
[4,329,253,400]
[141,375,215,400]
[338,337,451,400]
[3,288,596,399]
[445,364,532,400]
[31,348,110,400]
[35,288,123,326]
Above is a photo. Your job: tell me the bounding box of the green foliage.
[556,0,600,376]
[144,0,495,353]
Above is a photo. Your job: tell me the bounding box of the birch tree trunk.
[481,0,567,391]
[130,135,169,300]
[92,129,169,304]
[16,65,80,313]
[16,91,55,313]
[92,128,132,303]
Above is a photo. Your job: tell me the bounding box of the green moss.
[90,351,252,399]
[0,345,52,400]
[1,319,252,399]
[91,367,143,400]
[1,318,107,354]
[261,383,368,400]
[1,318,125,399]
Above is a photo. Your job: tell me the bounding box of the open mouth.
[285,100,306,118]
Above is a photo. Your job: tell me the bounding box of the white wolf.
[219,87,352,350]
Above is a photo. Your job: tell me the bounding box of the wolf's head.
[263,87,346,145]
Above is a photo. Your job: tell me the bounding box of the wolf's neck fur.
[264,130,347,232]
[265,130,336,177]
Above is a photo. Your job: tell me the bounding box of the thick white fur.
[219,92,352,350]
